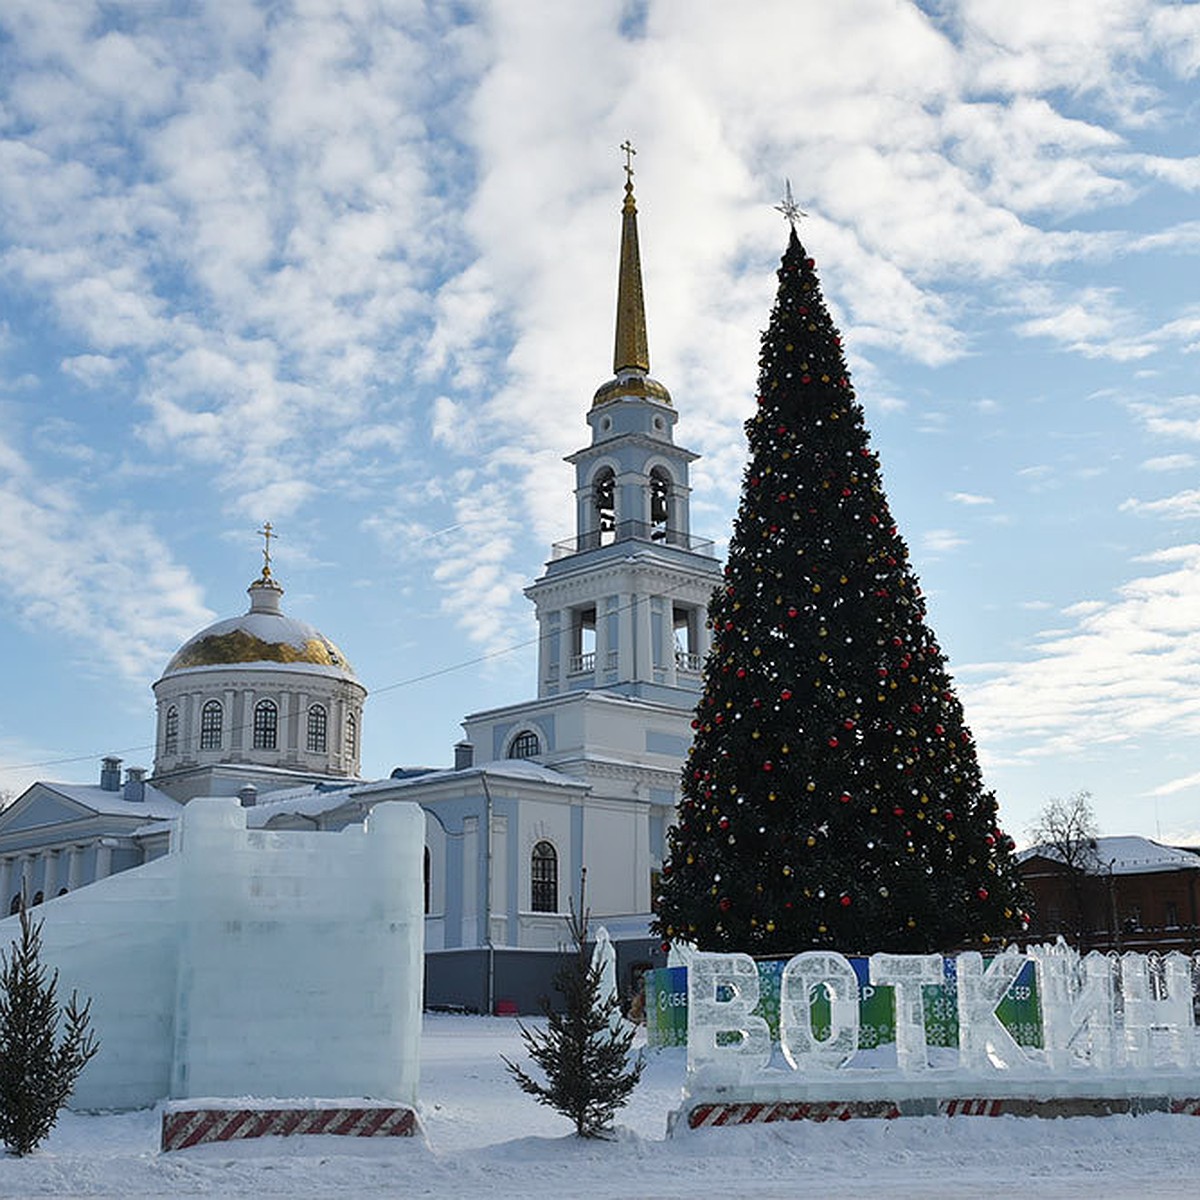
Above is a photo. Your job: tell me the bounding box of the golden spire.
[613,140,650,375]
[592,142,671,407]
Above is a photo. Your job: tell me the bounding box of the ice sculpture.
[780,952,860,1070]
[955,950,1030,1071]
[869,953,944,1072]
[1121,951,1195,1070]
[1029,943,1115,1071]
[687,953,772,1078]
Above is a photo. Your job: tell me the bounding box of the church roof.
[30,781,183,821]
[160,571,357,682]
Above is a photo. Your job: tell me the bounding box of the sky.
[1,0,1199,846]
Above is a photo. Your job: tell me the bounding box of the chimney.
[238,783,258,808]
[454,741,474,771]
[100,757,122,792]
[122,767,146,803]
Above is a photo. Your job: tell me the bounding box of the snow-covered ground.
[3,1013,1199,1198]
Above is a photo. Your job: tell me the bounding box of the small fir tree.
[0,902,99,1156]
[653,221,1029,956]
[503,873,643,1139]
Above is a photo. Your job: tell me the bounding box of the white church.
[0,166,722,1012]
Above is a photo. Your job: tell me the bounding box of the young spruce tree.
[0,903,99,1156]
[503,873,643,1139]
[653,221,1028,957]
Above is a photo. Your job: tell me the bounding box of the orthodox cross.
[258,522,276,578]
[620,139,636,185]
[774,178,807,229]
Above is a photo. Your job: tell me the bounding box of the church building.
[0,162,721,1012]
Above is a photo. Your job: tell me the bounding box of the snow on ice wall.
[0,798,425,1110]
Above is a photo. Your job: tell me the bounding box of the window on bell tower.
[650,467,671,541]
[594,467,616,546]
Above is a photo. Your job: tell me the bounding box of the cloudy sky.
[1,0,1199,845]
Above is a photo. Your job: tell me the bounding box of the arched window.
[8,894,20,916]
[531,841,558,913]
[253,699,278,750]
[200,700,223,750]
[508,729,540,759]
[593,467,616,546]
[307,704,328,753]
[164,706,179,756]
[31,890,43,906]
[649,467,671,540]
[424,846,431,916]
[57,887,68,897]
[345,712,358,761]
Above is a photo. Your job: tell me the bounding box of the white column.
[95,842,113,882]
[635,591,654,682]
[67,845,83,891]
[42,850,59,899]
[617,592,636,680]
[0,857,12,910]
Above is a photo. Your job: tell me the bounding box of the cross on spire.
[774,178,807,230]
[620,139,636,187]
[257,522,276,579]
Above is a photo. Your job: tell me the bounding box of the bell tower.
[525,148,722,705]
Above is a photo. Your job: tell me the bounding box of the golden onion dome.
[161,574,357,680]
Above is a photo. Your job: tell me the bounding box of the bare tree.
[1027,792,1100,945]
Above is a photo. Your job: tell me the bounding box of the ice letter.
[956,950,1030,1071]
[1030,944,1114,1071]
[1121,952,1195,1069]
[870,953,943,1072]
[687,953,772,1079]
[779,952,860,1071]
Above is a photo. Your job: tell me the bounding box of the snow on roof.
[245,760,586,827]
[1021,834,1200,875]
[45,782,184,821]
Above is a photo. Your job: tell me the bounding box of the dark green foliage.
[503,890,643,1139]
[653,229,1030,957]
[0,903,99,1156]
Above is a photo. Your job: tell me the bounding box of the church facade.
[0,165,721,1012]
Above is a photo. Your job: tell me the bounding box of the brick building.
[1019,835,1200,954]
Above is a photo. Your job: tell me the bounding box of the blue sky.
[2,0,1200,845]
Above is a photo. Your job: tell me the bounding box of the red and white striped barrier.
[688,1099,901,1127]
[161,1104,418,1151]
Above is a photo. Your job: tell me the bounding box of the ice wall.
[0,798,425,1110]
[172,799,424,1103]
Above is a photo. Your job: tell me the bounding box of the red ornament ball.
[977,888,989,901]
[840,894,852,907]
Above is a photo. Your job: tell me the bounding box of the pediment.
[0,786,96,836]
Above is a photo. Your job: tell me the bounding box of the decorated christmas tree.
[653,212,1028,957]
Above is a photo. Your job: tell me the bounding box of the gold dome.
[161,575,356,679]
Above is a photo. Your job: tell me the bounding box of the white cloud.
[1141,453,1196,471]
[1120,489,1200,520]
[948,491,994,506]
[923,528,967,554]
[0,434,212,683]
[964,542,1200,760]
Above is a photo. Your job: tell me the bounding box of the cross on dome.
[257,522,276,580]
